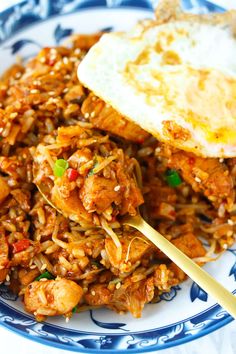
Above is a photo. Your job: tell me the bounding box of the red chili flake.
[12,239,30,253]
[67,168,79,182]
[137,138,145,144]
[48,58,56,66]
[111,216,117,222]
[188,157,195,165]
[169,210,176,217]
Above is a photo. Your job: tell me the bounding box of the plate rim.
[0,307,233,353]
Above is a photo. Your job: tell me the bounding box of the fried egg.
[78,7,236,157]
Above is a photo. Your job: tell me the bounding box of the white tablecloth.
[0,0,236,353]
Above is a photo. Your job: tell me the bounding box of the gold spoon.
[35,177,236,318]
[123,213,236,319]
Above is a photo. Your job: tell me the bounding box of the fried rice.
[0,34,236,322]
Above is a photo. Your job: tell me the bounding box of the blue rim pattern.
[0,0,225,44]
[0,0,234,352]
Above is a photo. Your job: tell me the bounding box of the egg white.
[78,20,236,157]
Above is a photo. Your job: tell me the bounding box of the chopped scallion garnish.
[53,158,69,177]
[88,161,99,176]
[72,305,78,314]
[35,271,55,281]
[165,169,182,187]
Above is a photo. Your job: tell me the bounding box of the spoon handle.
[125,214,236,319]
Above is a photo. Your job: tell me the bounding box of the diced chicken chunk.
[24,279,83,319]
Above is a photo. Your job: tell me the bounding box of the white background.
[0,0,236,353]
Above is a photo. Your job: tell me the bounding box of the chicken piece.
[153,264,180,291]
[0,235,9,282]
[0,176,10,204]
[24,279,83,319]
[105,231,152,271]
[171,232,206,259]
[169,262,186,282]
[81,93,149,143]
[52,188,93,224]
[115,159,144,216]
[33,125,143,225]
[79,175,118,213]
[110,277,154,318]
[11,243,40,267]
[68,148,93,170]
[85,284,113,306]
[64,84,86,104]
[144,177,177,220]
[18,268,40,286]
[56,125,86,144]
[167,150,234,207]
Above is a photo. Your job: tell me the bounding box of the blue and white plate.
[0,0,235,352]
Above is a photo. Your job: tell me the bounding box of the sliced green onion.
[0,136,3,141]
[88,161,99,176]
[72,305,78,314]
[165,169,182,187]
[35,271,55,281]
[53,158,69,177]
[91,260,100,268]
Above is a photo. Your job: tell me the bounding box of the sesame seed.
[30,264,37,269]
[227,230,233,237]
[106,104,110,108]
[114,185,120,192]
[92,96,96,101]
[218,203,225,218]
[74,48,81,55]
[228,219,234,225]
[70,57,77,62]
[40,57,46,63]
[90,111,95,118]
[15,72,22,79]
[63,87,69,93]
[50,47,56,53]
[48,97,59,104]
[219,158,224,163]
[48,91,55,96]
[63,57,69,65]
[65,316,70,323]
[50,54,57,61]
[33,80,40,85]
[41,263,47,271]
[6,274,10,282]
[91,290,96,296]
[84,113,90,119]
[65,74,70,80]
[15,102,21,109]
[30,89,39,94]
[115,282,121,289]
[195,177,201,183]
[222,244,228,249]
